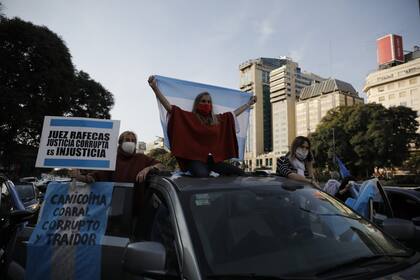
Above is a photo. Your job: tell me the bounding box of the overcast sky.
[3,0,420,143]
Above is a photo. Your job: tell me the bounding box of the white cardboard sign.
[35,116,120,170]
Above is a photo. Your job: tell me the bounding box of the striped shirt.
[276,155,312,178]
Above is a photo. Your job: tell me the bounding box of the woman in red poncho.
[148,75,257,177]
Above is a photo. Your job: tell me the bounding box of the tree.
[0,17,114,174]
[310,103,419,177]
[70,71,114,119]
[146,148,178,171]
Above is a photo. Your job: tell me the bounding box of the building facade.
[270,58,325,159]
[239,57,324,171]
[364,47,420,133]
[239,58,284,171]
[296,79,364,137]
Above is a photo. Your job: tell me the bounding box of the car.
[35,177,71,193]
[11,175,420,279]
[0,176,34,279]
[19,177,40,185]
[13,182,41,220]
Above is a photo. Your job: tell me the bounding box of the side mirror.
[122,242,167,277]
[10,209,34,224]
[383,218,415,241]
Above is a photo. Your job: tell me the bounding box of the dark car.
[13,183,41,215]
[11,175,420,279]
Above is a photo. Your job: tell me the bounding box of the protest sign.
[154,75,252,160]
[35,116,120,170]
[26,181,114,280]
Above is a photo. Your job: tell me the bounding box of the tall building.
[364,43,420,132]
[239,57,324,171]
[296,79,363,137]
[270,57,325,158]
[239,58,284,170]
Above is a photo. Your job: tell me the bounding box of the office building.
[364,37,420,133]
[296,79,363,137]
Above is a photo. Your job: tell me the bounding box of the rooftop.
[299,78,358,101]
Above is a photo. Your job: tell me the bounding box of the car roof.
[163,175,312,193]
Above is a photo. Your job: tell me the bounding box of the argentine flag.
[154,75,252,160]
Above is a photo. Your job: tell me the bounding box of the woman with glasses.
[276,136,319,188]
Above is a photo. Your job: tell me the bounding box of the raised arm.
[234,95,257,116]
[148,75,172,113]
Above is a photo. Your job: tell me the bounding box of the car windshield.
[181,184,411,278]
[14,184,35,202]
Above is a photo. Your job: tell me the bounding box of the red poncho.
[168,105,239,171]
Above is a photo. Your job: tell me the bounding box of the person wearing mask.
[276,136,319,188]
[148,75,256,177]
[71,131,164,183]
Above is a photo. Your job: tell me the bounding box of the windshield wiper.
[207,273,315,279]
[315,254,411,277]
[299,207,362,220]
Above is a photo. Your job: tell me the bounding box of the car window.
[388,191,420,220]
[14,184,36,202]
[182,186,410,278]
[105,184,134,237]
[134,189,180,276]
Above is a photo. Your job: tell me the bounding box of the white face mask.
[121,141,136,154]
[295,148,308,161]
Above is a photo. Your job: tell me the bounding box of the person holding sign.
[71,131,164,183]
[148,75,256,177]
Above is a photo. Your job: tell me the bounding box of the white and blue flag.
[154,75,252,160]
[26,182,114,280]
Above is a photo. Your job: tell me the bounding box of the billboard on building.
[377,34,404,65]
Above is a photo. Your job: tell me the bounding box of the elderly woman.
[276,136,319,188]
[149,75,256,177]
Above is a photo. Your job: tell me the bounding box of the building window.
[387,83,395,90]
[265,158,269,166]
[389,94,395,100]
[400,102,407,106]
[378,86,385,92]
[409,78,417,85]
[398,80,406,87]
[269,158,273,166]
[399,92,406,97]
[378,96,385,102]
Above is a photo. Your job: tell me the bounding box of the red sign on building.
[377,34,404,65]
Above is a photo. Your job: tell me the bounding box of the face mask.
[196,103,212,116]
[295,148,308,161]
[121,141,136,154]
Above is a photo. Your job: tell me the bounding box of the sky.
[3,0,420,143]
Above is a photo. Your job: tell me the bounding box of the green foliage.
[310,103,419,177]
[0,17,114,172]
[146,148,178,171]
[71,71,114,119]
[403,151,420,175]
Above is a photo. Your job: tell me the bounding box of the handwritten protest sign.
[26,181,114,280]
[35,116,120,170]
